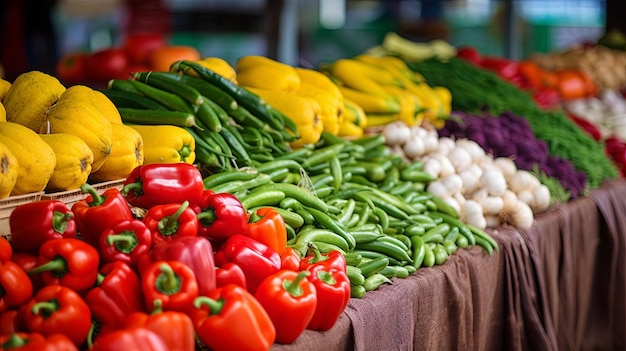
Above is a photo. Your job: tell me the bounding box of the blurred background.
[0,0,616,81]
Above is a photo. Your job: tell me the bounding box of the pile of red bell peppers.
[0,163,351,351]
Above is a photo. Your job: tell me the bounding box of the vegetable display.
[2,33,622,350]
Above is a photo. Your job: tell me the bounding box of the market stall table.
[271,179,626,351]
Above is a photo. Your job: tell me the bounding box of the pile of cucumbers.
[102,60,298,172]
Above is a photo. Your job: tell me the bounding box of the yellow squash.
[296,81,343,135]
[294,67,343,101]
[89,123,144,182]
[0,122,56,195]
[236,56,300,92]
[337,120,364,139]
[39,133,94,192]
[343,98,368,128]
[338,85,400,114]
[0,103,6,122]
[0,141,18,199]
[127,124,195,164]
[44,98,113,173]
[246,87,323,149]
[3,71,66,132]
[60,85,123,124]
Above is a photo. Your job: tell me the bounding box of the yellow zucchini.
[127,124,195,164]
[89,123,144,182]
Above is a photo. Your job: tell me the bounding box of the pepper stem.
[179,145,193,161]
[105,231,138,254]
[317,270,337,285]
[248,211,263,223]
[151,299,164,314]
[27,257,67,276]
[31,299,60,318]
[193,296,225,315]
[52,211,72,234]
[121,182,143,197]
[306,243,327,264]
[155,263,181,295]
[195,208,216,226]
[96,272,106,286]
[1,333,27,348]
[283,271,310,298]
[158,201,189,236]
[80,183,107,207]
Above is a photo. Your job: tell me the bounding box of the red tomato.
[124,33,167,65]
[56,52,89,85]
[87,47,130,82]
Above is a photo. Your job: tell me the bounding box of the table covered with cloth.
[270,179,626,351]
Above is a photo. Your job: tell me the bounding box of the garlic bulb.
[448,146,472,172]
[427,180,451,198]
[423,158,442,178]
[458,170,479,194]
[441,174,463,195]
[479,169,507,197]
[493,157,517,180]
[382,121,411,146]
[479,196,504,216]
[509,170,540,193]
[403,137,425,159]
[532,184,551,212]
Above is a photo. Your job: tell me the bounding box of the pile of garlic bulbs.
[382,120,551,230]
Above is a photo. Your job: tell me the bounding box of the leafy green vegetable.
[409,57,619,188]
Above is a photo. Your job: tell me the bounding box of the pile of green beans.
[202,131,499,297]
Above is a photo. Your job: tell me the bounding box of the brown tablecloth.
[271,179,626,351]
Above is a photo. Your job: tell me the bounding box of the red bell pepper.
[28,238,100,293]
[0,310,24,335]
[194,190,249,243]
[0,260,33,313]
[9,200,76,254]
[213,234,281,295]
[11,253,43,292]
[90,327,168,351]
[0,236,11,263]
[98,219,152,268]
[125,302,195,351]
[299,243,346,273]
[85,261,145,338]
[121,163,204,209]
[141,260,199,312]
[71,183,134,247]
[137,236,216,296]
[189,284,276,351]
[19,285,92,347]
[0,332,79,351]
[305,264,351,331]
[215,262,247,289]
[254,270,318,344]
[143,200,199,245]
[247,207,287,255]
[280,247,301,272]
